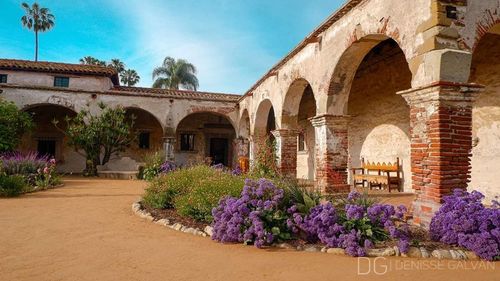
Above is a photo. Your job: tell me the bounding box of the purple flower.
[430,189,500,261]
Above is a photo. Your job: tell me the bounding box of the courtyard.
[0,177,497,281]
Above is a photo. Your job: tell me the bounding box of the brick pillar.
[271,129,298,178]
[399,82,482,227]
[310,115,350,193]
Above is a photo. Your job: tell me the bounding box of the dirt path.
[0,178,497,281]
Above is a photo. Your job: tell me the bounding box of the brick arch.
[280,78,315,130]
[252,98,276,136]
[325,34,413,115]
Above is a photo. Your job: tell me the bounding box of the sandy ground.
[0,177,498,281]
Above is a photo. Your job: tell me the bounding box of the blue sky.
[0,0,344,94]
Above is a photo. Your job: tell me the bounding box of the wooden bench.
[351,158,402,192]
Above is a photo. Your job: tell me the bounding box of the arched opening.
[124,107,165,161]
[282,79,317,181]
[344,38,412,192]
[175,112,236,167]
[20,104,80,173]
[469,23,500,201]
[254,99,276,138]
[238,109,250,139]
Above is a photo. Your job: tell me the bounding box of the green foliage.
[249,135,278,179]
[281,179,322,215]
[0,174,27,197]
[142,165,246,222]
[20,2,55,61]
[141,151,165,181]
[152,56,199,90]
[79,56,106,66]
[54,103,135,176]
[175,172,245,222]
[0,100,34,152]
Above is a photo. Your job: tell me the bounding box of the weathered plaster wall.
[0,70,113,92]
[347,40,412,191]
[469,32,500,201]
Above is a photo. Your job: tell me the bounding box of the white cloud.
[110,0,276,94]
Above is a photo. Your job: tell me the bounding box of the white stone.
[431,249,452,260]
[402,247,422,258]
[420,247,430,258]
[326,248,345,255]
[366,248,396,257]
[204,226,213,237]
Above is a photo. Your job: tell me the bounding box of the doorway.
[210,138,228,166]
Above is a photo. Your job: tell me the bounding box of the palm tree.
[79,56,106,66]
[21,2,55,62]
[121,69,140,86]
[152,56,199,90]
[108,59,125,74]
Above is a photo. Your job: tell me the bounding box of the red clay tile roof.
[0,59,119,84]
[111,86,241,101]
[240,0,363,101]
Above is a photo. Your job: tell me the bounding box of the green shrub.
[142,165,246,222]
[0,174,27,197]
[175,172,245,222]
[142,165,216,209]
[0,100,34,152]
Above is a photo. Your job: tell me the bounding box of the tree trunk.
[35,31,38,62]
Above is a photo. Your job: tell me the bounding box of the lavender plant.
[430,189,499,261]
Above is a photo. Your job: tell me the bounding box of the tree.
[0,100,34,152]
[54,103,135,176]
[152,56,199,90]
[21,2,55,62]
[108,59,125,74]
[79,56,106,66]
[121,69,140,86]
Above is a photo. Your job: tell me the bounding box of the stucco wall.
[0,70,113,92]
[347,40,412,191]
[470,32,500,201]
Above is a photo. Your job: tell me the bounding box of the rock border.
[132,200,479,260]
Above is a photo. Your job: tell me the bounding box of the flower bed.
[140,163,499,261]
[0,151,61,197]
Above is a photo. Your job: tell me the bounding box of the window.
[138,132,150,149]
[54,76,70,87]
[180,134,195,151]
[298,133,306,152]
[0,74,7,83]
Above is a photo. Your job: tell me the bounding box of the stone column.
[399,82,482,227]
[163,136,176,161]
[310,115,350,193]
[271,129,299,178]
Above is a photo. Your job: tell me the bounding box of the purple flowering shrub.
[289,191,410,257]
[430,189,500,261]
[1,151,60,188]
[212,178,292,248]
[231,166,243,176]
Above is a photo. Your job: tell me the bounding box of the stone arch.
[469,22,500,201]
[19,103,81,173]
[175,112,236,167]
[345,37,413,192]
[253,99,276,136]
[325,34,413,115]
[123,107,166,161]
[174,110,236,135]
[281,78,315,129]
